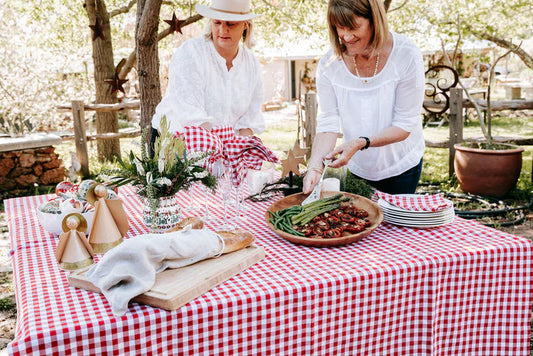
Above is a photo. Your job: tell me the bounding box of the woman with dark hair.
[303,0,425,195]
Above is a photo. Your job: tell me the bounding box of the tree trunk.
[85,0,120,161]
[136,0,163,131]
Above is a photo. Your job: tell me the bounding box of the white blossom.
[146,172,153,184]
[188,151,203,160]
[134,158,145,175]
[160,137,170,152]
[193,171,208,179]
[155,177,172,186]
[158,158,165,174]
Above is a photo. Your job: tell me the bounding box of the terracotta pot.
[453,143,524,198]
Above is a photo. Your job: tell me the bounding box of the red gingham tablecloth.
[5,185,533,355]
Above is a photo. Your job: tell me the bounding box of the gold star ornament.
[284,140,310,160]
[281,149,305,177]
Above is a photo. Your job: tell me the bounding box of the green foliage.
[101,117,217,201]
[344,173,375,199]
[0,296,15,311]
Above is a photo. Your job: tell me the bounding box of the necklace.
[353,52,380,84]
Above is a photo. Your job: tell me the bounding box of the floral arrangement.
[101,116,217,224]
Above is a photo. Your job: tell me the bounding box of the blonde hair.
[204,20,255,48]
[327,0,388,57]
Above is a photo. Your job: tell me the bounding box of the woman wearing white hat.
[152,0,264,137]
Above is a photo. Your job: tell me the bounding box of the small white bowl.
[36,204,95,236]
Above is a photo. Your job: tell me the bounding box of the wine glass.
[184,184,201,213]
[233,167,249,223]
[200,161,215,222]
[212,159,234,230]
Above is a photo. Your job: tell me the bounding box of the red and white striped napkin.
[176,125,280,185]
[374,190,452,212]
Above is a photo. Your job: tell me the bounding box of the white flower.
[146,172,153,184]
[155,177,172,186]
[160,137,170,152]
[193,171,208,179]
[188,151,203,160]
[158,158,165,174]
[134,158,145,175]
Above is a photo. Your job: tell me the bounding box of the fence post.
[448,88,463,177]
[303,92,317,157]
[71,100,90,177]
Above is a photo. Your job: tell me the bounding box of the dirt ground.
[0,210,532,352]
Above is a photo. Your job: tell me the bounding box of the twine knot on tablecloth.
[176,125,280,185]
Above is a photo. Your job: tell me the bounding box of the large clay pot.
[454,143,524,197]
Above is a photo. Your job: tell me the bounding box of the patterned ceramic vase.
[142,195,182,233]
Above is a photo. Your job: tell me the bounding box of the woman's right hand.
[200,122,213,131]
[302,168,323,194]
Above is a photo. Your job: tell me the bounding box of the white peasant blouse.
[316,32,426,181]
[152,37,265,134]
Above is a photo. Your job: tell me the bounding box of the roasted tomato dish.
[293,205,371,239]
[268,194,372,239]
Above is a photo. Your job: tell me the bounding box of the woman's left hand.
[238,128,254,136]
[326,139,363,168]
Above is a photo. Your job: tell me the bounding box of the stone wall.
[0,146,65,191]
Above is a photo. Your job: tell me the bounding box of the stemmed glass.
[212,159,234,230]
[200,186,212,222]
[200,160,216,222]
[184,184,201,213]
[233,168,249,222]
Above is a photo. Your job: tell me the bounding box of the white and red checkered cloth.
[5,185,533,355]
[177,125,280,185]
[375,190,452,212]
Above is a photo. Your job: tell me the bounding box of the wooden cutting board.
[68,245,265,311]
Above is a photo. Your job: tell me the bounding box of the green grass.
[258,117,300,157]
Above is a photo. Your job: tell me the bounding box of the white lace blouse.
[152,37,265,134]
[316,32,426,181]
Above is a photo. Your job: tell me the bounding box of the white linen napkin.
[86,229,223,316]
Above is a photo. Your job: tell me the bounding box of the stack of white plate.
[377,196,455,228]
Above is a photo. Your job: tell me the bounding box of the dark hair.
[327,0,388,57]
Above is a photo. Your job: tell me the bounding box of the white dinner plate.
[383,216,455,228]
[382,214,454,224]
[381,208,455,220]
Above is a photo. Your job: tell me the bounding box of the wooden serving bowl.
[265,191,383,247]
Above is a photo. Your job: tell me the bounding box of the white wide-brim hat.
[195,0,260,22]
